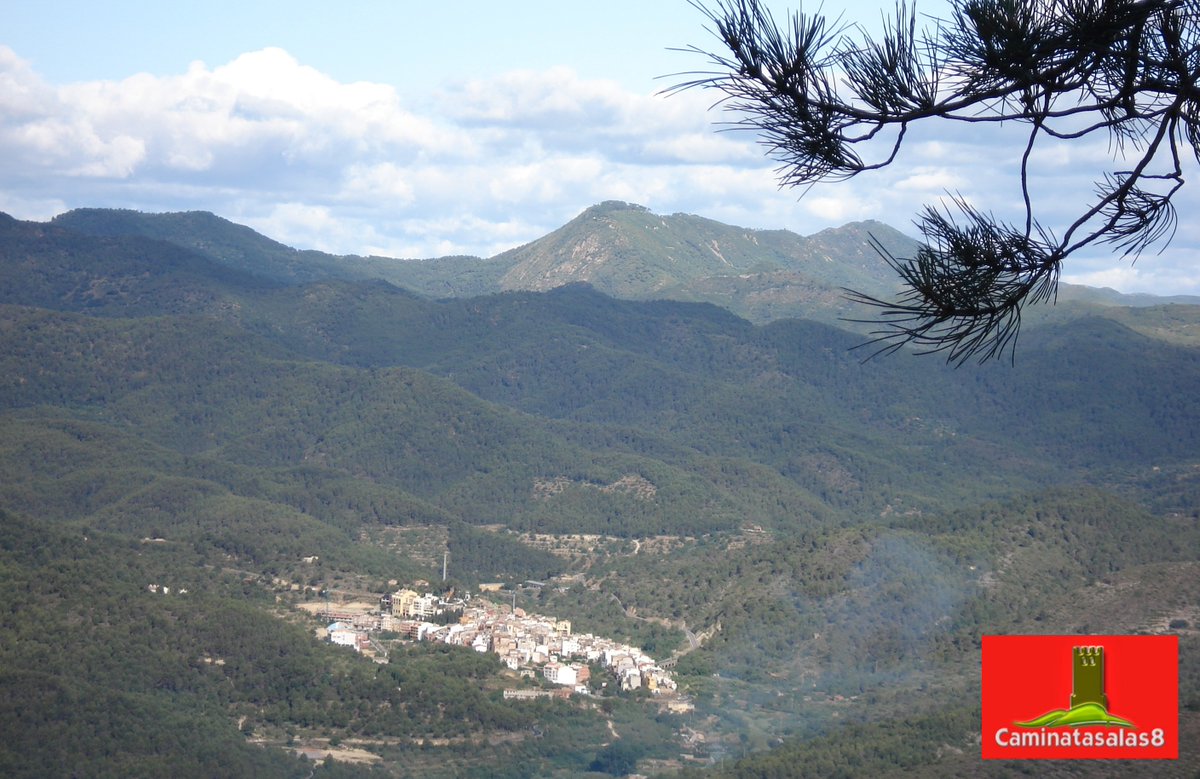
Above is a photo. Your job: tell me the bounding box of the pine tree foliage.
[672,0,1200,362]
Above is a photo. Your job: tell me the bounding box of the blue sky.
[3,0,1197,295]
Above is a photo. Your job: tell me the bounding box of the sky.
[3,0,1197,296]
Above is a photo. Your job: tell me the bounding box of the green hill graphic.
[1016,701,1135,729]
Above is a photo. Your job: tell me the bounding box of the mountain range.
[1,203,1197,777]
[48,200,1200,324]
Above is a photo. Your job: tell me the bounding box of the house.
[327,622,359,651]
[410,593,440,619]
[542,662,578,687]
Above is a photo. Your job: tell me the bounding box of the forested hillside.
[1,209,1197,776]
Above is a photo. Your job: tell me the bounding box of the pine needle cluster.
[670,0,1200,363]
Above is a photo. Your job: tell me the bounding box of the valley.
[0,204,1197,777]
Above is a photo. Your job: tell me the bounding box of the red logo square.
[982,635,1178,759]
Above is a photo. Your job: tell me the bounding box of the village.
[318,584,681,701]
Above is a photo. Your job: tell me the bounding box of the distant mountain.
[490,201,921,324]
[0,210,277,318]
[51,206,513,295]
[50,203,1200,334]
[50,208,348,285]
[1058,283,1200,307]
[45,202,926,324]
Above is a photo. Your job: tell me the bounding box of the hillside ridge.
[34,204,1199,327]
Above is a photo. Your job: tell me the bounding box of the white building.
[410,593,440,619]
[542,662,578,687]
[327,622,359,651]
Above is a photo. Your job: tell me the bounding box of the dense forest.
[1,208,1197,775]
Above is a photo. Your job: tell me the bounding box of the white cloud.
[893,168,968,194]
[2,46,465,186]
[1062,263,1200,297]
[338,162,416,206]
[804,193,880,223]
[244,202,344,253]
[0,190,67,222]
[440,67,758,168]
[446,66,624,126]
[0,45,55,118]
[639,131,759,165]
[1063,265,1144,292]
[1062,241,1200,297]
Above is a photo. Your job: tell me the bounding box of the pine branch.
[671,0,1200,363]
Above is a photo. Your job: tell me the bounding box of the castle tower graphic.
[1070,645,1108,710]
[1010,641,1136,730]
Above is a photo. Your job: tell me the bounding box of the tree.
[589,740,645,776]
[672,0,1200,363]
